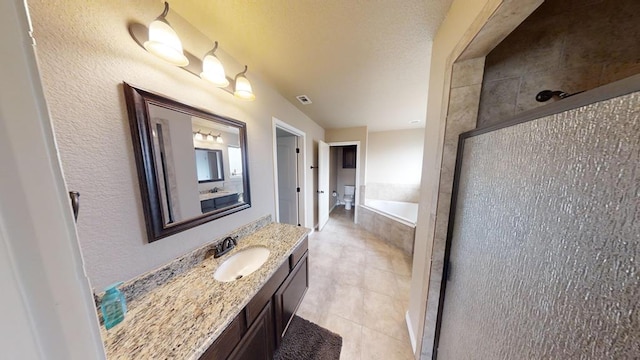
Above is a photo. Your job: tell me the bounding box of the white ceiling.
[172,1,453,131]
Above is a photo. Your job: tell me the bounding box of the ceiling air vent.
[296,95,312,105]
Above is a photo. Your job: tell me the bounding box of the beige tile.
[361,327,414,360]
[395,274,412,303]
[365,251,395,272]
[390,254,412,277]
[515,64,602,114]
[321,314,362,360]
[366,237,397,256]
[451,58,485,88]
[333,261,365,288]
[340,245,366,266]
[600,62,640,85]
[363,267,399,295]
[362,290,409,342]
[446,85,483,127]
[303,208,414,360]
[327,284,364,324]
[296,302,323,325]
[477,77,519,127]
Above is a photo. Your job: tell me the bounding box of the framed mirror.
[123,83,251,242]
[195,148,224,183]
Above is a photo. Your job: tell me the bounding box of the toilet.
[343,185,355,210]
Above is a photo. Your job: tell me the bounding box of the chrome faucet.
[214,236,237,258]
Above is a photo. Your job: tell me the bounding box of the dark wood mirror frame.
[123,83,251,242]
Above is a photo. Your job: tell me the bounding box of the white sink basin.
[214,246,270,282]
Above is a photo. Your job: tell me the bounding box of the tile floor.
[297,206,414,360]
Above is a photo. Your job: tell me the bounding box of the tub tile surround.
[364,182,421,203]
[358,206,415,256]
[98,220,309,359]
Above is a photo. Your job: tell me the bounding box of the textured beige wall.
[326,126,368,187]
[478,0,640,127]
[367,129,424,185]
[27,0,324,289]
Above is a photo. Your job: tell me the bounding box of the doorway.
[272,119,307,227]
[317,141,361,231]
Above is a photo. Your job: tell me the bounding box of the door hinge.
[296,187,300,192]
[296,148,300,153]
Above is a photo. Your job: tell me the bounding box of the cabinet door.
[199,311,246,360]
[274,253,309,346]
[228,300,275,360]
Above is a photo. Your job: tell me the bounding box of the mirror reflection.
[148,104,246,226]
[195,148,224,183]
[124,83,251,242]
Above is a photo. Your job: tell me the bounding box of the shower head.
[535,90,570,102]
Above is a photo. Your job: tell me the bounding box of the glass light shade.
[206,134,214,142]
[216,135,224,144]
[143,20,189,66]
[200,54,229,87]
[234,75,255,101]
[194,132,203,141]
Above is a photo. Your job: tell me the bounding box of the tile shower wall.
[477,0,640,128]
[421,57,485,358]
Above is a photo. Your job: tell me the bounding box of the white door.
[317,140,330,231]
[277,135,299,225]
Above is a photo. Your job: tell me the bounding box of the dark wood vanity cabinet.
[274,255,308,346]
[228,301,275,360]
[201,193,240,213]
[200,237,308,360]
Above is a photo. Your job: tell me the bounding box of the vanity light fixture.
[194,130,204,141]
[200,42,229,87]
[234,66,256,101]
[143,2,189,66]
[131,3,256,100]
[206,132,215,142]
[216,134,224,144]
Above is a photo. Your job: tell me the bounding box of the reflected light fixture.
[143,2,189,66]
[194,130,204,141]
[200,41,229,87]
[234,66,256,101]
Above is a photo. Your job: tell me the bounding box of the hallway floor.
[297,206,414,360]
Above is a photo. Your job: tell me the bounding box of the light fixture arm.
[236,65,249,79]
[158,2,170,20]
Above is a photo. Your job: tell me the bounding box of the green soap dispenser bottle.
[101,282,127,330]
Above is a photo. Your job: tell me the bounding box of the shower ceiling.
[171,0,453,131]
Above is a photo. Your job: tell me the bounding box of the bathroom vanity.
[99,222,309,359]
[200,192,240,213]
[201,236,308,360]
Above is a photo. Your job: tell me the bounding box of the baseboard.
[406,311,417,355]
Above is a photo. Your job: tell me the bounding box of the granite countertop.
[100,223,309,359]
[199,191,236,201]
